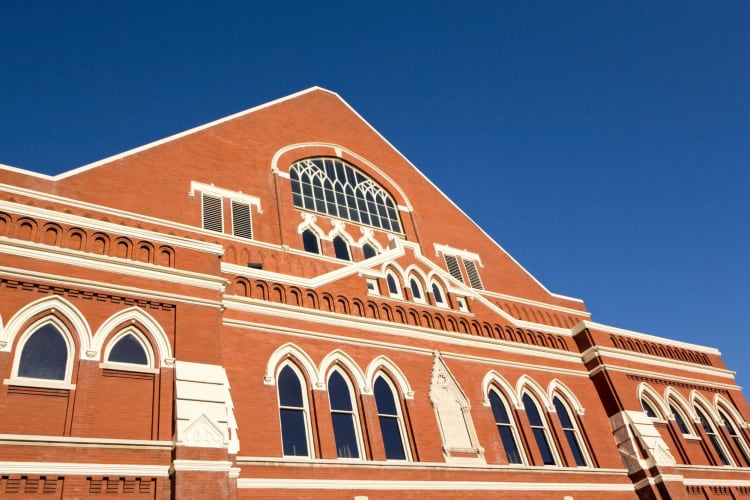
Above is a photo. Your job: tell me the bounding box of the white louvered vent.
[231,201,253,239]
[463,259,483,290]
[444,254,464,283]
[202,194,223,232]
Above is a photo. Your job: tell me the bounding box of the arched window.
[374,375,409,460]
[431,282,446,307]
[17,323,69,381]
[362,243,378,259]
[386,272,401,298]
[553,396,588,466]
[696,407,732,466]
[333,236,351,261]
[328,370,362,459]
[488,390,523,464]
[278,364,312,457]
[670,404,692,435]
[290,158,402,233]
[302,229,320,254]
[522,393,557,465]
[719,409,750,466]
[107,333,149,365]
[409,277,423,302]
[641,398,659,419]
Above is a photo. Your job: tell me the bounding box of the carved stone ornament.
[180,414,226,448]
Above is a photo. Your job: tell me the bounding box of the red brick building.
[0,87,748,499]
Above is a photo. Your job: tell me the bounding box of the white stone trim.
[573,320,720,355]
[0,433,173,449]
[0,461,169,476]
[4,378,76,390]
[237,478,633,491]
[365,355,414,399]
[170,460,234,473]
[586,363,740,390]
[433,243,482,265]
[0,199,223,254]
[189,181,262,211]
[264,343,322,389]
[0,238,227,291]
[92,307,172,366]
[318,349,369,394]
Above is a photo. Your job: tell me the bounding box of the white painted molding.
[0,461,169,476]
[92,307,173,366]
[189,181,262,212]
[0,433,173,449]
[573,320,720,355]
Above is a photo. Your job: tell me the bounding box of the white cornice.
[237,478,633,491]
[573,320,720,355]
[0,199,223,255]
[0,266,222,309]
[0,433,173,450]
[0,461,170,476]
[586,361,739,389]
[170,460,234,473]
[222,299,585,369]
[0,239,227,292]
[581,346,733,377]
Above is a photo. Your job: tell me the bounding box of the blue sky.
[2,2,749,389]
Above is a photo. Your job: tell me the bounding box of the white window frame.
[374,373,412,461]
[327,367,365,461]
[488,388,527,465]
[552,395,591,467]
[408,276,425,303]
[6,317,76,390]
[277,362,315,459]
[386,271,403,299]
[100,327,158,374]
[430,281,449,308]
[522,391,561,466]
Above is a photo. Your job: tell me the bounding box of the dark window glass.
[670,405,691,434]
[333,236,350,261]
[431,283,444,303]
[489,391,523,464]
[553,397,587,466]
[328,371,360,458]
[720,411,750,466]
[409,279,422,300]
[363,243,377,259]
[523,393,556,465]
[18,324,68,380]
[302,230,320,254]
[108,334,148,365]
[386,274,399,295]
[641,398,658,418]
[374,376,406,460]
[697,408,731,466]
[278,365,309,457]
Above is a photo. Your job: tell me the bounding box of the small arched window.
[696,407,732,466]
[489,390,523,464]
[386,273,401,298]
[431,282,446,307]
[522,393,557,465]
[333,236,351,261]
[719,409,750,466]
[363,243,378,259]
[374,375,409,460]
[553,396,588,466]
[409,277,423,302]
[17,323,68,381]
[641,398,659,419]
[107,333,149,365]
[278,364,311,457]
[328,370,362,459]
[302,229,320,254]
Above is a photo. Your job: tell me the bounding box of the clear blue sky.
[2,2,749,388]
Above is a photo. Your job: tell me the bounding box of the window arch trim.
[8,316,76,389]
[92,307,173,366]
[101,327,157,373]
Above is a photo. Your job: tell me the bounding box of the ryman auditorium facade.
[0,88,749,499]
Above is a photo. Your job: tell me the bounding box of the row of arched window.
[267,345,593,467]
[640,384,750,467]
[1,297,171,387]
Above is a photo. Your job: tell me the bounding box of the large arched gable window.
[278,363,313,457]
[290,158,402,233]
[328,369,363,459]
[522,393,558,466]
[488,389,524,464]
[552,396,589,467]
[374,374,410,460]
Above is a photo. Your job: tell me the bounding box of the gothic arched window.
[489,390,523,464]
[290,158,402,233]
[278,364,312,457]
[553,396,588,466]
[17,323,69,381]
[328,370,362,459]
[374,375,409,460]
[523,393,558,465]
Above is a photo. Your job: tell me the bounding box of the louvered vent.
[202,194,223,232]
[444,254,464,283]
[231,201,253,239]
[463,259,483,290]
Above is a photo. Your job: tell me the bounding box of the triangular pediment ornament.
[180,413,226,448]
[429,352,485,463]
